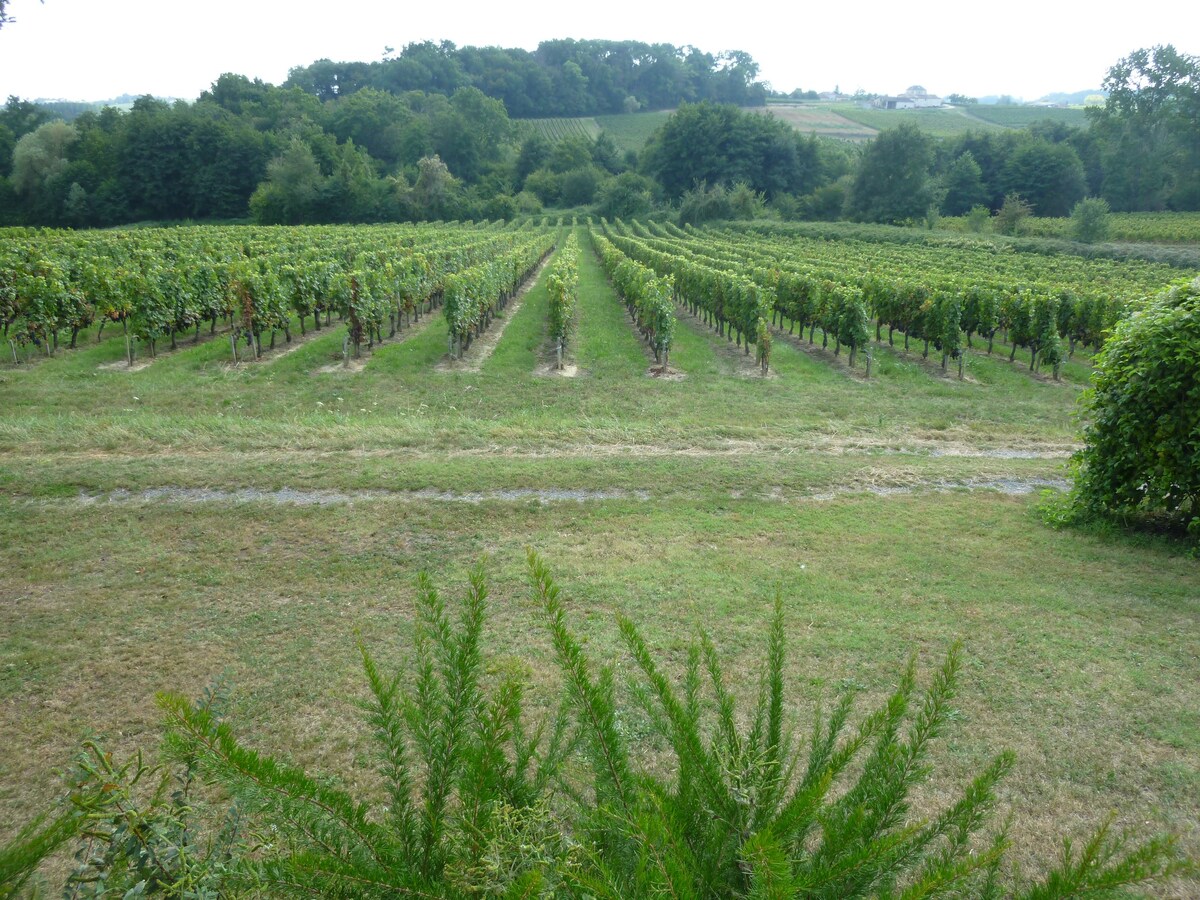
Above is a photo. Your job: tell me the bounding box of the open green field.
[826,103,1006,138]
[758,102,1083,143]
[594,109,675,152]
[939,211,1200,245]
[521,116,602,144]
[966,105,1092,128]
[519,101,1087,154]
[2,228,1198,893]
[518,110,674,154]
[752,104,877,141]
[812,102,1089,138]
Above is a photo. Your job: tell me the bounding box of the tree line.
[840,46,1200,223]
[285,39,767,117]
[0,44,1195,231]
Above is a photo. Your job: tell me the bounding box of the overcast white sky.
[0,0,1195,104]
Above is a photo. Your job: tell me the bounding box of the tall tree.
[249,137,324,224]
[515,133,551,186]
[11,120,76,194]
[642,102,822,200]
[287,39,768,117]
[940,151,988,216]
[845,123,935,223]
[0,96,53,145]
[948,130,1021,209]
[1089,45,1200,210]
[323,87,414,166]
[413,154,461,219]
[1000,138,1087,216]
[0,123,14,177]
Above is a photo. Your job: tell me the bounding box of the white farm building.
[875,86,944,109]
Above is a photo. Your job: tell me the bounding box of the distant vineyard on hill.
[939,211,1200,244]
[518,101,1103,158]
[751,104,877,141]
[521,111,674,153]
[594,110,676,152]
[831,105,1004,138]
[964,105,1091,128]
[523,117,602,144]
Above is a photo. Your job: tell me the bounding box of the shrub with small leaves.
[965,204,992,233]
[1074,276,1200,537]
[1071,196,1112,244]
[995,192,1033,236]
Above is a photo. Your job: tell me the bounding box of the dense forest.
[0,42,1196,230]
[286,39,768,116]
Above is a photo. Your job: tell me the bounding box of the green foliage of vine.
[547,232,580,366]
[1074,277,1200,536]
[592,228,676,364]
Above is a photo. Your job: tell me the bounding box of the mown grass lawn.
[1,228,1196,893]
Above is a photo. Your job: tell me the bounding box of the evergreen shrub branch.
[2,555,1193,897]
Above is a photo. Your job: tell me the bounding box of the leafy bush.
[678,180,734,225]
[728,182,766,219]
[995,192,1033,236]
[514,190,543,215]
[965,204,992,233]
[523,168,562,206]
[559,166,605,207]
[0,684,244,899]
[482,192,518,222]
[4,555,1193,897]
[593,172,654,219]
[1071,196,1112,243]
[1073,276,1200,537]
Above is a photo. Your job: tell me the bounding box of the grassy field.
[520,102,1089,155]
[966,105,1092,128]
[938,211,1200,245]
[751,104,877,141]
[517,110,674,154]
[521,116,602,144]
[1,228,1197,893]
[594,109,675,153]
[814,102,1088,138]
[827,104,1005,138]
